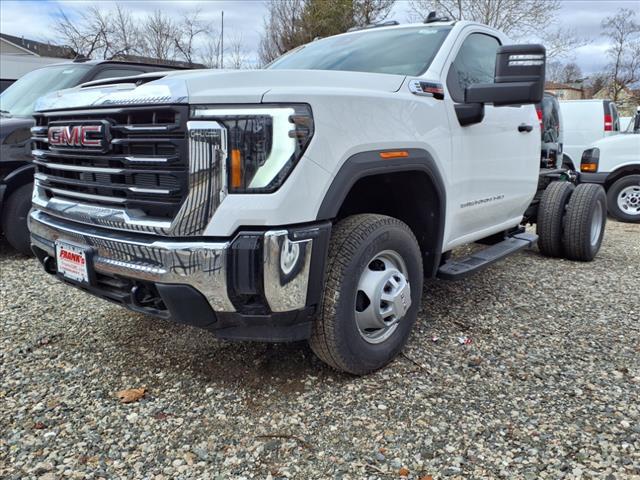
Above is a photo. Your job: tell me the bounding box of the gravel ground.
[1,220,639,480]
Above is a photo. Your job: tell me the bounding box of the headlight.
[191,104,313,193]
[580,148,599,172]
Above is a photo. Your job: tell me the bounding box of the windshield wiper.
[0,109,11,117]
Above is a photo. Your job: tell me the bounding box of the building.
[592,85,640,116]
[0,33,76,91]
[544,82,585,101]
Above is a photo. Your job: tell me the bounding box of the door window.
[447,33,501,103]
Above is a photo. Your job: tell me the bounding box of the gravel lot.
[1,220,638,479]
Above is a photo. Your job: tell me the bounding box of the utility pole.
[220,11,224,69]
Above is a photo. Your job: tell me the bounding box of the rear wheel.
[309,214,423,375]
[1,182,34,256]
[537,181,574,257]
[607,175,640,223]
[562,184,607,261]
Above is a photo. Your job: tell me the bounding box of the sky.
[1,0,639,75]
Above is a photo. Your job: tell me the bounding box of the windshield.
[268,26,452,76]
[0,64,91,117]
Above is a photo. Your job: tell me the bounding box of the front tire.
[1,182,34,256]
[606,175,640,223]
[309,214,423,375]
[562,184,607,261]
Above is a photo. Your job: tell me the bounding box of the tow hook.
[42,256,57,275]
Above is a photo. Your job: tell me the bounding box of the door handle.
[518,124,533,133]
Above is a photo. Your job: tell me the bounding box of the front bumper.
[29,210,330,341]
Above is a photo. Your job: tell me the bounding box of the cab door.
[442,31,539,249]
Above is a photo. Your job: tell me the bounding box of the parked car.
[28,19,607,374]
[559,99,621,170]
[0,59,182,255]
[537,92,563,169]
[580,131,640,223]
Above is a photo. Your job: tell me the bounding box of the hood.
[34,69,405,112]
[592,133,640,150]
[184,69,406,104]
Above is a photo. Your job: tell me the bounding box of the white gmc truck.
[28,19,607,374]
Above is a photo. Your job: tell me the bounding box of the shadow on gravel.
[0,235,30,260]
[100,308,349,396]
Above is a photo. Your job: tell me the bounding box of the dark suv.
[0,59,183,255]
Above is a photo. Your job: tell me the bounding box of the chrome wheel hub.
[618,185,640,217]
[354,250,411,344]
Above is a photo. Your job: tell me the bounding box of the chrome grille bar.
[31,106,226,237]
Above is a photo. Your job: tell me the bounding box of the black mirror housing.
[465,44,546,106]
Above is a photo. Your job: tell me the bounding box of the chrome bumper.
[29,210,318,314]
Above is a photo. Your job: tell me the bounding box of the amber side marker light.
[230,149,243,188]
[379,150,409,159]
[581,163,598,172]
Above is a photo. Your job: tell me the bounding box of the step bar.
[437,232,538,280]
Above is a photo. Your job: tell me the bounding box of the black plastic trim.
[299,222,331,309]
[227,221,332,315]
[316,148,446,276]
[214,308,314,342]
[579,172,608,185]
[227,233,269,315]
[156,283,217,329]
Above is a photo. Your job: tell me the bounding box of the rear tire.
[537,181,574,257]
[606,175,640,223]
[1,182,34,256]
[309,214,423,375]
[562,184,607,261]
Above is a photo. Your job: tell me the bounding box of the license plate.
[55,241,90,284]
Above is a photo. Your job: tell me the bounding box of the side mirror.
[465,44,546,106]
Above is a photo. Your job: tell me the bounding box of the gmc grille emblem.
[48,122,108,150]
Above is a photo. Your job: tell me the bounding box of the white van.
[559,99,621,170]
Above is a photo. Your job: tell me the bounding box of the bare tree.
[200,31,223,68]
[142,10,178,61]
[558,62,583,83]
[227,34,248,69]
[174,9,207,66]
[111,4,141,58]
[259,0,397,66]
[586,72,609,97]
[353,0,395,26]
[543,28,588,61]
[408,0,561,38]
[259,0,306,65]
[601,8,640,102]
[545,60,565,83]
[55,7,108,58]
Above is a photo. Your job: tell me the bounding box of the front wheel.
[309,214,423,375]
[562,184,607,261]
[607,175,640,223]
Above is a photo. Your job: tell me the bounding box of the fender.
[605,162,640,185]
[316,148,446,277]
[0,162,35,211]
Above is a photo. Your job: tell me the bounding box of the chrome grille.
[32,106,226,236]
